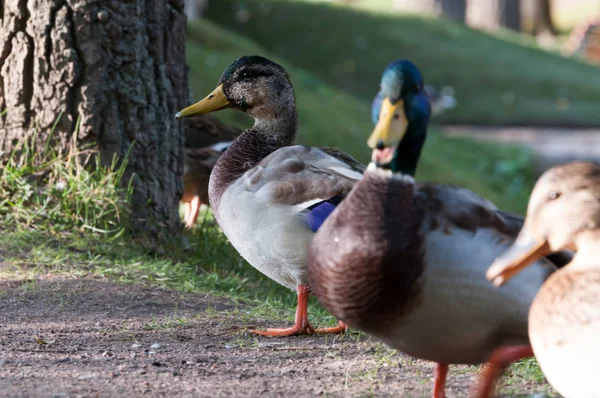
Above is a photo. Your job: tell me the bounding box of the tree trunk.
[0,0,189,235]
[441,0,466,24]
[532,0,557,35]
[467,0,521,31]
[393,0,466,23]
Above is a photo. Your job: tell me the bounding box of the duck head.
[368,59,431,176]
[488,161,600,286]
[176,56,296,126]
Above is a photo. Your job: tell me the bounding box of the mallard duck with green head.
[369,59,430,175]
[488,161,600,398]
[176,56,364,336]
[308,60,570,397]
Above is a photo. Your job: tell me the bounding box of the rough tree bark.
[467,0,521,31]
[0,0,189,234]
[393,0,466,23]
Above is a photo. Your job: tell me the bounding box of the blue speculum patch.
[304,195,344,233]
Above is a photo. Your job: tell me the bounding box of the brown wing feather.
[318,147,366,174]
[417,183,515,236]
[417,182,573,268]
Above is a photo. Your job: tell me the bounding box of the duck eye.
[240,71,250,79]
[393,113,400,120]
[548,191,561,200]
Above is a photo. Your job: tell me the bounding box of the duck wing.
[243,145,364,232]
[417,183,572,268]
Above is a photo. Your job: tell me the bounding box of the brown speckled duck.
[487,161,600,398]
[181,117,241,229]
[307,60,570,398]
[175,56,364,336]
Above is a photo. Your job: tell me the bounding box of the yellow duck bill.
[175,84,231,118]
[367,97,408,149]
[486,232,551,287]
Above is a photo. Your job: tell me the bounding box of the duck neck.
[389,92,429,176]
[252,104,298,146]
[390,127,426,176]
[208,103,298,212]
[570,230,600,270]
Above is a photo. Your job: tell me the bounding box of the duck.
[369,59,430,176]
[181,117,241,229]
[175,56,364,336]
[487,161,600,398]
[307,60,571,398]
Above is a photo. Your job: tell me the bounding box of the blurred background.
[183,0,600,213]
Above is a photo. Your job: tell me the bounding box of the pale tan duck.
[488,161,600,398]
[181,117,241,229]
[176,56,364,336]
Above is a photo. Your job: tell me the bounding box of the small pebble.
[148,351,156,355]
[150,343,161,350]
[131,343,141,349]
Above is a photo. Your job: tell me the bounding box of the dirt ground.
[0,274,555,398]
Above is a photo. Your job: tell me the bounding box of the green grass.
[203,0,600,126]
[0,215,337,329]
[0,117,132,235]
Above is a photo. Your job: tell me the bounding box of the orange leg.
[315,320,348,334]
[473,344,534,398]
[185,196,201,229]
[249,285,348,337]
[250,284,314,337]
[433,363,448,398]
